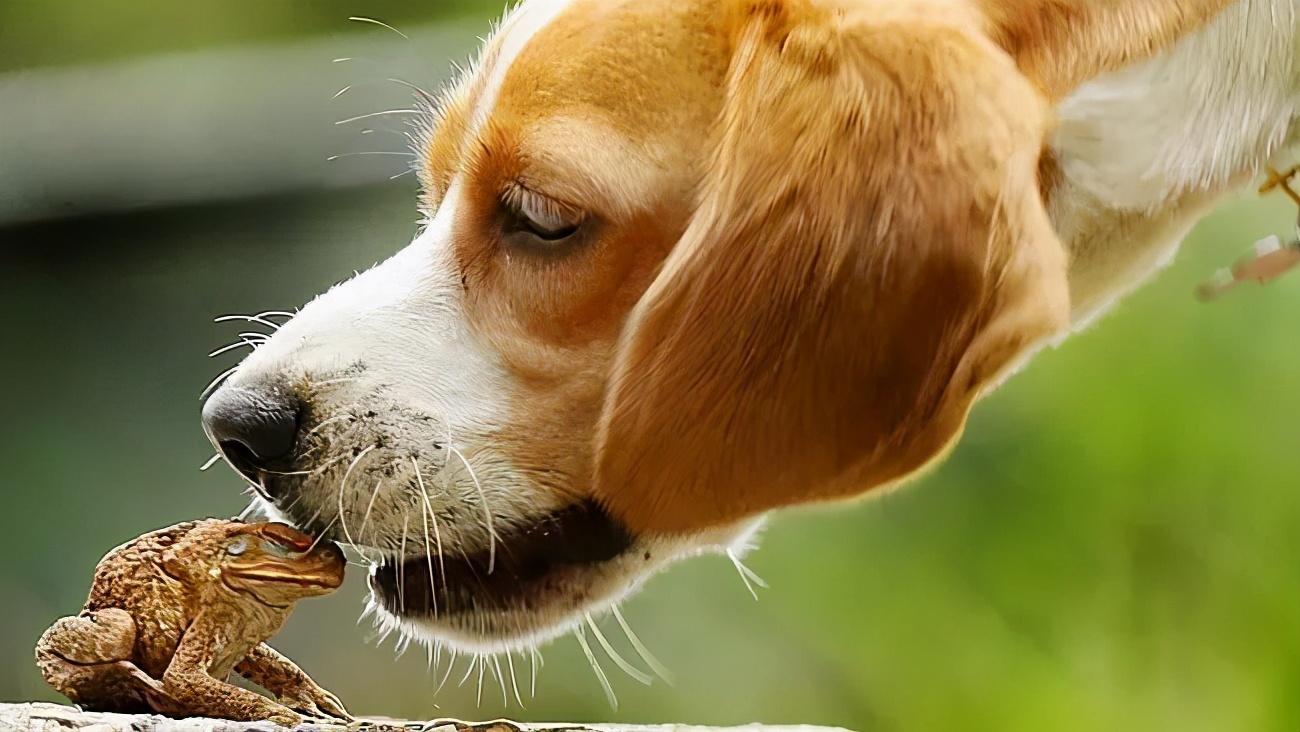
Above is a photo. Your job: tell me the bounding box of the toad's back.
[83,520,213,675]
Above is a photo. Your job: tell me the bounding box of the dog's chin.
[251,491,767,653]
[366,501,638,652]
[362,506,765,654]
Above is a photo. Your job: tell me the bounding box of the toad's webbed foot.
[236,643,351,722]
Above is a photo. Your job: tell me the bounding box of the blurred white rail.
[0,19,483,225]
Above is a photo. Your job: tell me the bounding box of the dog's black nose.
[201,384,300,481]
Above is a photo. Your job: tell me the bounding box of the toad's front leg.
[159,625,302,727]
[236,643,351,721]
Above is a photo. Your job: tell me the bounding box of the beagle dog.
[201,0,1295,655]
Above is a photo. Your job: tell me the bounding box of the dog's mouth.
[366,500,636,646]
[242,446,764,652]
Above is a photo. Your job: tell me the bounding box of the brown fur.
[592,1,1072,533]
[421,0,1235,534]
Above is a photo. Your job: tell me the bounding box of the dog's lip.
[367,500,633,618]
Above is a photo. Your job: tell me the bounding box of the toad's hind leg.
[36,609,155,714]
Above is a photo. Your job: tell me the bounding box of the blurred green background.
[1,2,1297,731]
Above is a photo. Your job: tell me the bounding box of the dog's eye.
[503,186,582,242]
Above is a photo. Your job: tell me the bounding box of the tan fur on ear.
[592,1,1073,535]
[977,0,1235,101]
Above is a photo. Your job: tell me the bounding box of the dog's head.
[201,0,1227,652]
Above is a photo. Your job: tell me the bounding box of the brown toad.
[36,519,350,727]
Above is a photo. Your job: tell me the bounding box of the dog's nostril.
[201,384,301,480]
[217,440,264,484]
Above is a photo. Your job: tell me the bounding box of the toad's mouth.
[367,501,634,641]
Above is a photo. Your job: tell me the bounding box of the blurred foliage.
[1,3,1298,731]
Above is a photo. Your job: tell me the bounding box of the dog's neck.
[1045,0,1300,325]
[1053,0,1299,214]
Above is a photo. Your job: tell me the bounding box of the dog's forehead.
[480,0,730,148]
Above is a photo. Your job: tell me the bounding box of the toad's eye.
[503,187,582,242]
[225,538,249,556]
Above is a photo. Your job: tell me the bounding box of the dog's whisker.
[373,621,395,647]
[727,548,768,601]
[394,634,412,659]
[306,515,340,554]
[430,510,447,591]
[384,76,436,101]
[300,504,325,533]
[301,453,350,477]
[476,653,487,708]
[459,652,479,688]
[337,445,378,555]
[335,110,421,125]
[306,414,352,438]
[585,613,652,685]
[611,604,673,684]
[448,442,495,573]
[427,461,450,590]
[490,655,508,707]
[436,647,458,695]
[198,453,222,471]
[200,365,240,400]
[330,76,436,103]
[326,151,417,161]
[529,648,540,698]
[358,597,378,626]
[574,625,618,710]
[255,310,296,321]
[337,540,379,567]
[506,652,524,708]
[279,493,303,519]
[348,16,410,40]
[261,465,331,477]
[214,314,282,331]
[398,514,410,614]
[413,459,441,619]
[207,340,256,359]
[255,474,272,502]
[357,478,384,545]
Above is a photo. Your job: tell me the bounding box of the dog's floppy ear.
[592,5,1072,535]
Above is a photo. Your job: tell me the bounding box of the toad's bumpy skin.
[35,520,350,727]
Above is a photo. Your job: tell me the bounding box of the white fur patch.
[1053,0,1300,212]
[233,183,509,441]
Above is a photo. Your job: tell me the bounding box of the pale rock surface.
[0,703,851,732]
